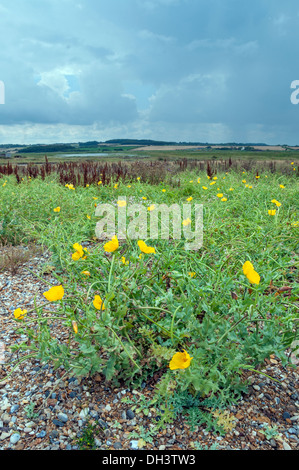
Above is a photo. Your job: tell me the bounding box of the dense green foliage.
[0,164,298,412]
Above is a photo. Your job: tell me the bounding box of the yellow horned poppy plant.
[138,240,156,254]
[93,295,105,311]
[169,350,193,370]
[14,308,27,320]
[242,261,260,285]
[72,321,78,334]
[104,235,119,252]
[182,218,191,226]
[72,243,85,261]
[117,200,126,207]
[43,285,64,301]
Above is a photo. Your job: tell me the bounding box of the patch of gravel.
[0,247,298,451]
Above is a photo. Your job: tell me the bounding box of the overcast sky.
[0,0,299,145]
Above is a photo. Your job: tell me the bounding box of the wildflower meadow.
[0,158,298,416]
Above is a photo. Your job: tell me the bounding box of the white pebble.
[10,433,21,445]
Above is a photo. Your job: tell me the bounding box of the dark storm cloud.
[0,0,299,143]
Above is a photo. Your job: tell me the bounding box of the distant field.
[1,145,299,165]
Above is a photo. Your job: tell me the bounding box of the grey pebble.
[113,441,123,450]
[126,409,135,420]
[269,439,277,448]
[52,419,65,427]
[23,427,34,433]
[57,412,68,423]
[50,430,59,439]
[1,413,11,424]
[130,440,139,450]
[36,430,47,438]
[98,419,108,429]
[79,408,89,419]
[10,433,21,445]
[10,405,19,414]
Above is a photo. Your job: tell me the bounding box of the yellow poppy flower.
[82,270,91,276]
[72,243,85,260]
[147,204,155,211]
[243,261,254,275]
[53,207,60,212]
[221,197,227,201]
[242,261,260,285]
[188,272,196,278]
[13,308,27,320]
[186,197,193,202]
[169,350,193,370]
[162,189,166,192]
[86,215,91,219]
[210,181,216,185]
[279,184,285,189]
[117,200,127,207]
[268,209,276,216]
[271,199,281,207]
[138,240,156,254]
[98,180,102,185]
[182,218,191,226]
[217,193,223,198]
[104,235,119,252]
[202,186,208,190]
[121,256,129,265]
[72,321,78,334]
[127,185,131,188]
[242,180,246,183]
[43,285,64,301]
[246,269,260,285]
[229,188,234,191]
[93,295,105,311]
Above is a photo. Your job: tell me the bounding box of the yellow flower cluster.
[72,243,88,261]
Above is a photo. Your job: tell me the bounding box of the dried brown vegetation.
[0,243,42,275]
[0,155,296,187]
